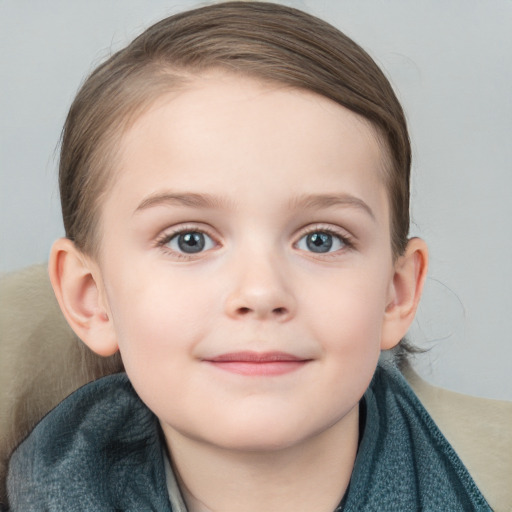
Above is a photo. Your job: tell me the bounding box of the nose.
[224,251,296,322]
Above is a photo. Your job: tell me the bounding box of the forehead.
[104,73,389,225]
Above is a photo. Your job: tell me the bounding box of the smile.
[204,351,311,376]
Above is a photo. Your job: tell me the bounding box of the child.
[6,2,491,510]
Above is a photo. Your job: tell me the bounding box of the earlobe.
[381,238,428,350]
[48,238,119,357]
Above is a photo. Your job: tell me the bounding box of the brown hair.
[60,1,410,258]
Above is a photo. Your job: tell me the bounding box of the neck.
[163,405,359,512]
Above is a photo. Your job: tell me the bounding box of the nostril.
[235,306,287,316]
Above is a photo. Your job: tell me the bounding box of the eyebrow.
[134,192,232,213]
[134,191,375,220]
[288,193,376,220]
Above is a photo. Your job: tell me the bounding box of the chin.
[212,428,307,453]
[196,413,332,454]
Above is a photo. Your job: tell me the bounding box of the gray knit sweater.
[7,363,491,511]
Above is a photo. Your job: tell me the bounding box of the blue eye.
[167,231,215,254]
[296,231,345,253]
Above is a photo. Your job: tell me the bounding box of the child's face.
[95,73,397,451]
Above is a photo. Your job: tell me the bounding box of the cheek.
[304,269,390,348]
[299,265,391,395]
[303,286,386,407]
[105,268,215,371]
[106,276,214,418]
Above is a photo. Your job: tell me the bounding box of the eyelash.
[295,225,355,255]
[155,225,220,260]
[154,223,354,260]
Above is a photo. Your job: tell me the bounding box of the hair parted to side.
[60,0,411,259]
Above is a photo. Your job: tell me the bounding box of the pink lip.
[204,351,311,376]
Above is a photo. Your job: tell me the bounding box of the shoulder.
[7,373,171,511]
[404,363,512,512]
[344,362,493,511]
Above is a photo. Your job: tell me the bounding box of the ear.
[380,237,428,350]
[48,238,119,357]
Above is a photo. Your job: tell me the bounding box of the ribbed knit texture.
[7,374,171,511]
[341,363,491,511]
[7,364,491,511]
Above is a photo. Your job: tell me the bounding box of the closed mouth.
[204,351,311,376]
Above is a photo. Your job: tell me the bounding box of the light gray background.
[1,1,511,400]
